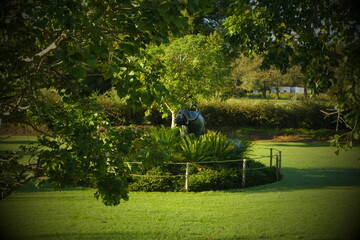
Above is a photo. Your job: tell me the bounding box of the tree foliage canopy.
[147,32,231,124]
[224,0,360,146]
[1,0,359,205]
[0,0,213,205]
[232,55,305,98]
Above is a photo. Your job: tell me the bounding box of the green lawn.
[0,136,38,152]
[1,140,360,240]
[225,94,330,105]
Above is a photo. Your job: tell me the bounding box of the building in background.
[270,87,304,94]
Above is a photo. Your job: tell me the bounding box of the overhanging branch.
[21,32,67,63]
[19,120,52,137]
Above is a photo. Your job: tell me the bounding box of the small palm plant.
[180,135,210,162]
[149,125,181,150]
[203,131,234,161]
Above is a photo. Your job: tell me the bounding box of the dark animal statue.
[174,104,205,137]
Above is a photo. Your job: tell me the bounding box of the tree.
[232,55,304,98]
[0,0,213,205]
[223,0,360,148]
[147,32,231,127]
[190,0,236,35]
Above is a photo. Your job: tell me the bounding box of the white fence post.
[185,162,190,192]
[279,151,282,169]
[242,159,246,188]
[275,154,279,181]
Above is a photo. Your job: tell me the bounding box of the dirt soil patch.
[258,134,327,142]
[0,124,39,136]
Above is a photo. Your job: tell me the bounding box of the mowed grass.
[0,136,38,152]
[1,140,360,240]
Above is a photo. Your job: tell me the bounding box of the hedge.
[97,98,340,129]
[200,100,339,129]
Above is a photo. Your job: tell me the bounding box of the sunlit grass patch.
[1,141,360,240]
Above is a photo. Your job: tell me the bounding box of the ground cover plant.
[1,140,359,240]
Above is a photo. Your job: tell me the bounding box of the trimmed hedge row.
[97,98,339,129]
[201,100,338,129]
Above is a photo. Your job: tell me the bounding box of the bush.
[201,100,340,129]
[202,131,235,161]
[126,126,274,192]
[188,163,278,192]
[245,167,278,187]
[284,101,334,129]
[95,90,339,130]
[188,168,239,192]
[128,166,179,192]
[128,127,252,163]
[180,135,210,162]
[128,162,278,192]
[96,89,165,125]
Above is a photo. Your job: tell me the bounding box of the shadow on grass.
[18,182,89,193]
[18,167,360,194]
[1,232,158,240]
[267,142,331,148]
[229,167,360,193]
[0,140,38,144]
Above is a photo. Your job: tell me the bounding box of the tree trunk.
[310,89,316,100]
[275,87,280,99]
[261,89,267,98]
[171,111,176,128]
[304,84,308,99]
[164,103,177,128]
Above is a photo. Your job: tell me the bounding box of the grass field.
[225,96,330,105]
[1,139,360,240]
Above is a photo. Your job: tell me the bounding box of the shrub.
[128,126,184,165]
[127,126,267,192]
[245,167,278,187]
[128,160,278,192]
[284,101,335,129]
[95,90,338,130]
[129,128,252,164]
[129,126,253,163]
[188,168,239,191]
[96,89,165,125]
[202,131,234,161]
[96,92,146,125]
[188,164,278,192]
[229,138,253,159]
[129,166,177,192]
[180,135,210,162]
[201,100,339,129]
[149,125,182,154]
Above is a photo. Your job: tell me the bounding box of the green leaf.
[87,55,97,67]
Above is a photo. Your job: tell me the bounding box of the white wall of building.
[270,86,304,94]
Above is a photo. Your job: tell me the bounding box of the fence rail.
[126,148,282,192]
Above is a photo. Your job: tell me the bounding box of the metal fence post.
[270,148,273,166]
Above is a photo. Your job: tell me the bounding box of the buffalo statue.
[174,104,205,137]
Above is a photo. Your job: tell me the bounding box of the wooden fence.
[126,147,282,192]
